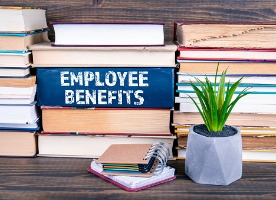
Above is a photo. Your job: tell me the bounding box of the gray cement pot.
[185,125,242,186]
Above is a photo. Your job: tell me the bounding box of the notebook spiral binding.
[143,142,170,175]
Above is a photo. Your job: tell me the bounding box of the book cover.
[37,67,175,108]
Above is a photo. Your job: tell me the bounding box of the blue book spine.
[37,67,175,108]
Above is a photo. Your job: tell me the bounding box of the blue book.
[36,67,175,108]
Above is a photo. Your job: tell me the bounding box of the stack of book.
[173,22,276,162]
[30,22,177,158]
[0,6,48,157]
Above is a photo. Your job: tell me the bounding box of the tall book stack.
[30,22,177,158]
[173,22,276,162]
[0,6,48,157]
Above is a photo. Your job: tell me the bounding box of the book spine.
[37,67,174,108]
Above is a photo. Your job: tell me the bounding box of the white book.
[0,85,36,96]
[52,22,164,46]
[177,73,276,85]
[178,101,276,114]
[0,67,30,77]
[0,121,39,130]
[175,95,276,105]
[0,102,39,124]
[0,85,36,104]
[0,7,47,32]
[38,134,175,159]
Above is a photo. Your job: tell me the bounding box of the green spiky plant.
[188,64,251,132]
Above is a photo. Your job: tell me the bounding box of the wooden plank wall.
[1,0,276,41]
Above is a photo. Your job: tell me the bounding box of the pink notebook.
[87,160,176,192]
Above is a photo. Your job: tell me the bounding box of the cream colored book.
[29,42,177,67]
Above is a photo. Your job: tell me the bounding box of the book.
[41,107,171,135]
[177,72,276,84]
[0,102,39,124]
[36,67,175,108]
[38,134,175,159]
[88,160,176,192]
[177,61,276,75]
[29,42,177,67]
[0,66,30,77]
[95,143,170,177]
[0,6,47,32]
[51,22,164,46]
[0,75,36,87]
[0,29,49,51]
[176,147,276,162]
[173,111,276,127]
[176,82,276,93]
[177,47,276,62]
[0,52,31,66]
[0,121,40,130]
[176,94,276,105]
[174,22,276,48]
[175,128,276,150]
[177,100,275,114]
[0,85,37,104]
[0,130,37,157]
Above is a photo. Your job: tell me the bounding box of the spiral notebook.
[88,160,176,192]
[95,143,170,177]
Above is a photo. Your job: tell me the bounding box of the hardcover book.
[0,29,49,51]
[0,66,30,77]
[0,101,39,124]
[51,22,164,46]
[0,84,37,104]
[0,6,47,32]
[36,67,175,108]
[38,134,175,159]
[177,47,276,62]
[176,147,276,163]
[0,75,36,87]
[175,127,276,150]
[177,61,276,75]
[174,22,276,49]
[41,107,172,135]
[30,42,177,67]
[0,130,37,157]
[0,52,31,66]
[173,111,276,128]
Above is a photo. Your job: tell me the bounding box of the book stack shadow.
[0,7,48,157]
[173,22,276,162]
[29,22,177,158]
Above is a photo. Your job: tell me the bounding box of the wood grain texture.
[1,0,276,41]
[0,157,276,200]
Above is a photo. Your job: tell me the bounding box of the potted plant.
[185,65,250,185]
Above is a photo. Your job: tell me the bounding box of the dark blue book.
[36,67,175,108]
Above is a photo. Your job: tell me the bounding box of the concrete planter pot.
[185,124,242,186]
